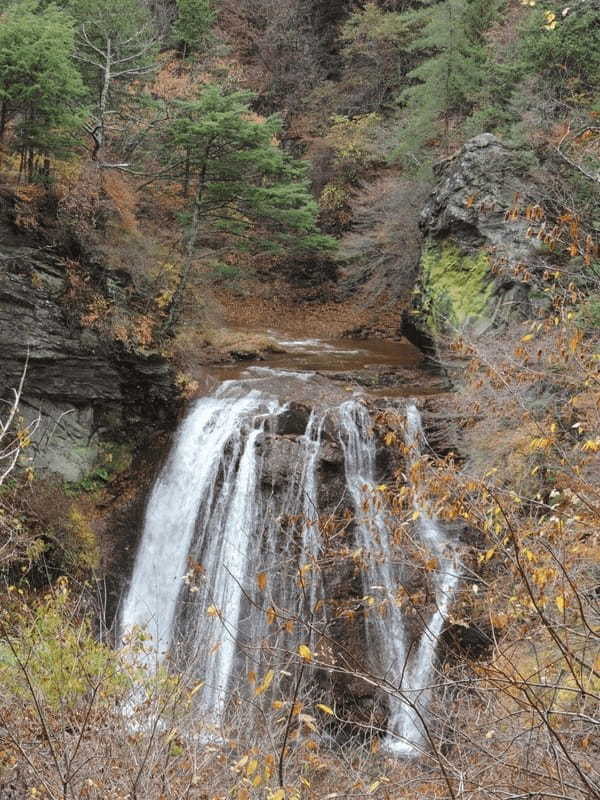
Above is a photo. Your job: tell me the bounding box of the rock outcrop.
[0,240,177,481]
[419,133,545,335]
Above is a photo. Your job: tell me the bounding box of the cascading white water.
[383,406,460,753]
[119,382,283,719]
[121,369,458,751]
[338,401,409,694]
[120,374,333,725]
[339,401,459,755]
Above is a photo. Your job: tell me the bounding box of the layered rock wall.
[0,233,177,481]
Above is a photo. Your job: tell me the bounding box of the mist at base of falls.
[120,363,459,754]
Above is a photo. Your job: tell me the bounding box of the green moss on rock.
[420,240,493,333]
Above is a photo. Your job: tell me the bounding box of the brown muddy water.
[196,330,444,400]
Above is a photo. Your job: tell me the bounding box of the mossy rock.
[420,239,493,334]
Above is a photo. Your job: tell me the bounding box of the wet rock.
[261,435,305,487]
[275,402,311,435]
[231,349,263,361]
[319,440,343,466]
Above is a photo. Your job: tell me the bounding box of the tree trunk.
[161,170,205,335]
[0,102,7,168]
[182,149,191,198]
[95,35,112,163]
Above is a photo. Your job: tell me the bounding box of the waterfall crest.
[120,374,458,751]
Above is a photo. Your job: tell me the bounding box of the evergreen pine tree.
[339,3,416,113]
[0,1,86,176]
[395,0,499,165]
[173,0,217,58]
[159,85,335,330]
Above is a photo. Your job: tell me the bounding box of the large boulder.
[0,244,177,482]
[419,133,545,335]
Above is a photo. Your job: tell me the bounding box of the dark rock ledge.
[0,244,177,481]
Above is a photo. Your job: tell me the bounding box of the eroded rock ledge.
[0,243,177,481]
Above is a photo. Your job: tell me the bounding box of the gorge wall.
[418,134,547,337]
[0,205,177,483]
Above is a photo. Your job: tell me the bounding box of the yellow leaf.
[369,780,381,793]
[555,594,566,613]
[266,606,277,625]
[569,331,582,353]
[246,758,258,776]
[316,703,334,715]
[190,681,205,696]
[521,333,535,342]
[298,644,313,662]
[257,572,267,592]
[490,612,508,629]
[272,699,284,710]
[582,438,600,452]
[529,436,554,451]
[206,604,219,617]
[269,791,286,800]
[412,510,420,521]
[255,669,274,697]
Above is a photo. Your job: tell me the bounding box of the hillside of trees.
[0,0,599,797]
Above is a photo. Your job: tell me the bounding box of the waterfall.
[385,406,461,753]
[338,401,409,698]
[120,375,458,751]
[120,376,330,726]
[119,382,282,716]
[339,401,459,755]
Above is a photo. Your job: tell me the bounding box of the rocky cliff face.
[418,133,546,335]
[0,227,177,482]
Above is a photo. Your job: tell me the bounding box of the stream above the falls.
[195,330,443,399]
